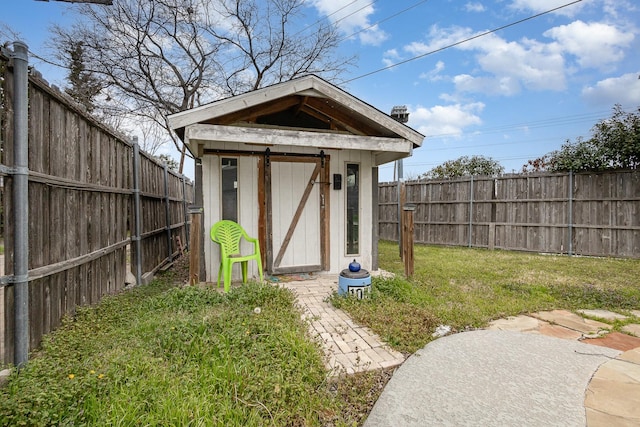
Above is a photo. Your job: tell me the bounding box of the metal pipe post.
[181,176,189,251]
[568,170,574,256]
[12,42,30,367]
[163,164,173,262]
[469,176,474,248]
[132,141,143,286]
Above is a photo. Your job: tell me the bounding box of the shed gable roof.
[168,75,424,147]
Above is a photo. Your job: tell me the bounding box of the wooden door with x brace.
[260,153,330,275]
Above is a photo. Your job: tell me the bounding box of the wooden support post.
[402,205,415,278]
[188,206,203,286]
[399,182,406,259]
[488,223,496,250]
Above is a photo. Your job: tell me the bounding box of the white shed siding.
[327,149,374,274]
[202,144,375,281]
[203,154,261,283]
[202,155,220,283]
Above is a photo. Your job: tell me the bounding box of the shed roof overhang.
[168,75,424,166]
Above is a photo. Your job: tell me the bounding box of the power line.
[333,1,378,27]
[291,0,362,38]
[337,0,431,43]
[425,109,615,141]
[341,0,583,84]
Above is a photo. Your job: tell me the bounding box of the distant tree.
[51,0,352,173]
[154,154,179,171]
[523,105,640,173]
[64,41,102,113]
[590,104,640,169]
[421,155,504,179]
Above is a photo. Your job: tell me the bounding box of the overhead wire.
[425,110,615,140]
[340,0,584,84]
[291,0,362,38]
[336,0,431,43]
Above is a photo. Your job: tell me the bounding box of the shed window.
[346,163,359,255]
[221,158,238,222]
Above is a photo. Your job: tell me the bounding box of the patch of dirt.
[167,252,190,284]
[323,367,396,426]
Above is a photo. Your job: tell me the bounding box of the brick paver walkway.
[278,274,405,375]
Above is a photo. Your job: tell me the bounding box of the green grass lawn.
[331,241,640,354]
[0,267,379,426]
[2,244,639,425]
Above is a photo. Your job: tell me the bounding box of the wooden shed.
[168,75,424,282]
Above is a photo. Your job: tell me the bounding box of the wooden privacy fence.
[379,170,640,258]
[0,43,194,365]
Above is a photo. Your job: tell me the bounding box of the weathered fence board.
[0,47,194,365]
[380,170,640,258]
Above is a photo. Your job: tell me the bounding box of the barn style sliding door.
[260,152,330,275]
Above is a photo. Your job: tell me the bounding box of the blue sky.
[2,0,639,182]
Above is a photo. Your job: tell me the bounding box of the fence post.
[163,164,173,263]
[468,176,474,248]
[182,176,190,251]
[11,42,30,367]
[131,141,143,286]
[402,205,415,277]
[188,206,203,285]
[568,170,574,256]
[399,182,406,259]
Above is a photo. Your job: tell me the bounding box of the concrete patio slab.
[364,330,621,427]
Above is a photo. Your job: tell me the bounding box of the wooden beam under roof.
[186,123,411,157]
[298,104,355,134]
[210,97,301,125]
[304,97,384,136]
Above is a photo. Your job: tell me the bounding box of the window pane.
[221,158,238,222]
[346,163,359,254]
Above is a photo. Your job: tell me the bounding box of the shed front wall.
[201,143,375,283]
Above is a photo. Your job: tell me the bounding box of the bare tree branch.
[50,0,354,172]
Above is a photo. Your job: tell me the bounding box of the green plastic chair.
[210,220,264,292]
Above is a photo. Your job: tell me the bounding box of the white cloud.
[465,2,486,12]
[544,21,635,70]
[408,26,566,95]
[358,24,388,45]
[509,0,586,17]
[582,72,640,106]
[476,37,566,92]
[382,48,401,68]
[602,0,638,20]
[453,74,522,96]
[309,0,387,45]
[419,61,446,81]
[405,25,476,55]
[410,103,485,137]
